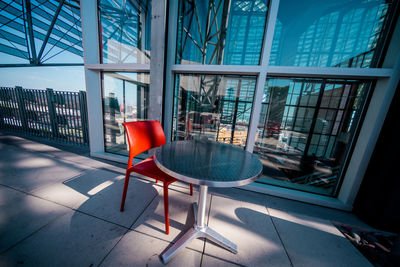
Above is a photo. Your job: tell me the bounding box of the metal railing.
[0,86,89,146]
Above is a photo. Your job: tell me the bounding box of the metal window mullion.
[245,0,280,153]
[164,0,179,142]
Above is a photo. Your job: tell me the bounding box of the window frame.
[164,0,399,210]
[80,0,163,163]
[80,0,400,210]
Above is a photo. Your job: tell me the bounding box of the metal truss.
[177,0,231,109]
[177,0,266,139]
[0,0,83,67]
[98,0,151,64]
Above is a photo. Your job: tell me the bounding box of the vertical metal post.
[15,86,28,131]
[46,88,58,138]
[9,89,19,129]
[196,185,208,228]
[0,88,5,127]
[79,91,89,145]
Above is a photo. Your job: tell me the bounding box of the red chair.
[120,120,193,235]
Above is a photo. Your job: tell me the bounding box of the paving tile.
[268,208,372,267]
[0,185,70,253]
[32,169,160,228]
[210,187,269,207]
[264,195,371,228]
[101,229,202,266]
[0,144,84,192]
[30,168,122,209]
[204,194,291,267]
[0,210,126,267]
[201,254,245,267]
[132,183,205,251]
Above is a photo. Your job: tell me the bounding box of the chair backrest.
[123,120,166,159]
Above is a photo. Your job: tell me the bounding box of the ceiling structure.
[0,0,83,67]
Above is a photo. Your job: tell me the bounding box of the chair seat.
[129,156,178,184]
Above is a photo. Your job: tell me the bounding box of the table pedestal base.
[161,186,237,264]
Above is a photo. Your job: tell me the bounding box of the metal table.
[154,140,262,263]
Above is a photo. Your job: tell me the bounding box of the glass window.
[269,0,391,67]
[102,72,150,156]
[254,77,371,196]
[99,0,151,64]
[173,74,256,147]
[176,0,268,65]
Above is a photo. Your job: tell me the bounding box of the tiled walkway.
[0,134,372,266]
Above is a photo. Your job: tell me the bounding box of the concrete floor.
[0,134,373,266]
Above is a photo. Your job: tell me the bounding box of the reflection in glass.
[173,74,256,147]
[269,0,391,67]
[102,72,150,156]
[254,78,370,195]
[99,0,151,64]
[176,0,268,65]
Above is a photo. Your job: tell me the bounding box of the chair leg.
[190,184,193,196]
[120,170,131,212]
[163,183,170,235]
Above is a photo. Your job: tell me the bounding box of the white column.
[149,0,167,121]
[80,0,104,155]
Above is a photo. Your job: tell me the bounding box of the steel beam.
[24,0,37,64]
[37,0,66,62]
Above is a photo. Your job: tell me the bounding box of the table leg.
[160,185,237,264]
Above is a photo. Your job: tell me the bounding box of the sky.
[0,66,86,92]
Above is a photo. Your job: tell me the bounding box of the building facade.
[79,0,400,211]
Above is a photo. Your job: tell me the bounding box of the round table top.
[154,140,262,187]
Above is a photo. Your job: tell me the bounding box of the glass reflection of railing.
[333,49,374,68]
[290,166,340,188]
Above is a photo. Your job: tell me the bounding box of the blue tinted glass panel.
[99,0,151,64]
[269,0,390,67]
[176,0,268,65]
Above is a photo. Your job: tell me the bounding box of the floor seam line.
[0,212,69,255]
[199,193,213,267]
[97,227,132,267]
[98,186,186,266]
[0,183,134,230]
[266,206,294,267]
[128,187,160,229]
